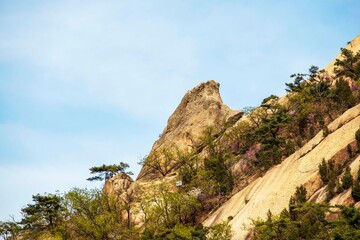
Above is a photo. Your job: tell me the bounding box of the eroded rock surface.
[103,172,134,196]
[137,80,241,180]
[203,104,360,240]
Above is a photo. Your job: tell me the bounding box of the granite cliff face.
[104,35,360,239]
[104,80,241,197]
[204,104,360,239]
[137,80,242,181]
[203,34,360,239]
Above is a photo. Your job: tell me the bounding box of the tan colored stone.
[103,172,134,196]
[137,80,241,180]
[324,34,360,76]
[204,103,360,239]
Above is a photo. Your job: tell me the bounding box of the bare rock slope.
[204,103,360,239]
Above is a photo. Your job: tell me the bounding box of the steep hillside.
[202,34,360,239]
[7,34,360,240]
[103,80,242,211]
[137,80,242,181]
[204,103,360,239]
[325,34,360,75]
[103,34,360,240]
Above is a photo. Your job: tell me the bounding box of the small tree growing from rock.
[87,162,133,181]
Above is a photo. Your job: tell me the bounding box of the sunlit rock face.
[103,172,134,196]
[203,102,360,239]
[204,35,360,240]
[137,80,241,181]
[324,34,360,76]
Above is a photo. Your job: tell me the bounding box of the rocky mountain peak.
[137,80,242,180]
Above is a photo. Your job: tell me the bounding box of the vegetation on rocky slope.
[2,46,360,240]
[251,188,360,239]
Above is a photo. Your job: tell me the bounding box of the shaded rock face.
[137,80,241,180]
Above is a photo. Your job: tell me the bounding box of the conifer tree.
[352,165,360,202]
[319,159,328,184]
[341,166,353,190]
[87,162,133,181]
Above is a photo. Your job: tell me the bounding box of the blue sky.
[0,0,359,221]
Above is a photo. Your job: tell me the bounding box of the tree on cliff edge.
[87,162,133,181]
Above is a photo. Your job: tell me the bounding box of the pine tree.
[294,185,307,204]
[327,171,337,201]
[87,162,133,181]
[356,127,360,149]
[352,180,360,202]
[352,166,360,202]
[334,48,360,81]
[319,159,328,184]
[341,167,353,190]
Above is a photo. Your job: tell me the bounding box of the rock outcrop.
[103,35,360,239]
[137,80,242,180]
[203,102,360,240]
[324,34,360,75]
[203,34,360,239]
[103,80,242,211]
[103,173,134,196]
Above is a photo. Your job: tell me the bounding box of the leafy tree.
[0,221,20,240]
[206,221,233,240]
[141,223,207,240]
[20,193,65,234]
[64,187,136,239]
[87,162,133,181]
[139,145,186,177]
[139,183,202,238]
